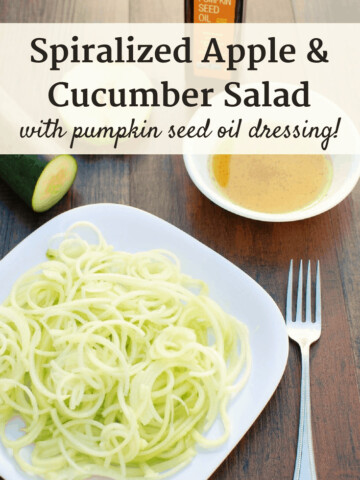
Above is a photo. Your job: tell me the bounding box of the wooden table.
[0,2,359,480]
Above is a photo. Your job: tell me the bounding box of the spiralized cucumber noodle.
[0,222,251,480]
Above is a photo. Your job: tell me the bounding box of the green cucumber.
[0,154,77,213]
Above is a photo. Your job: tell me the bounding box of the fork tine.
[315,261,321,325]
[286,260,293,323]
[295,260,303,323]
[306,260,312,323]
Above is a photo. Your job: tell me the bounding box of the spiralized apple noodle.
[0,222,251,480]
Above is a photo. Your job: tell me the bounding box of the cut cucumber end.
[32,155,77,213]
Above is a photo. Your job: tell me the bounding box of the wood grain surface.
[0,2,359,480]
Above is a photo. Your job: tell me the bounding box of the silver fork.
[286,260,321,480]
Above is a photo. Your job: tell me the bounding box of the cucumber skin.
[0,155,53,207]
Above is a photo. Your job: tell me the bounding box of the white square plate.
[0,204,289,480]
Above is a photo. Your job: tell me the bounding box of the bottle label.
[193,0,237,23]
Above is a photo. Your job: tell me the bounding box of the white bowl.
[183,154,360,222]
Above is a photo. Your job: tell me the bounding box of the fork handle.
[293,345,317,480]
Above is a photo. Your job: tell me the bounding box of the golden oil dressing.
[211,154,332,214]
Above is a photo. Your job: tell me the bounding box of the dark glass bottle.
[185,0,245,23]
